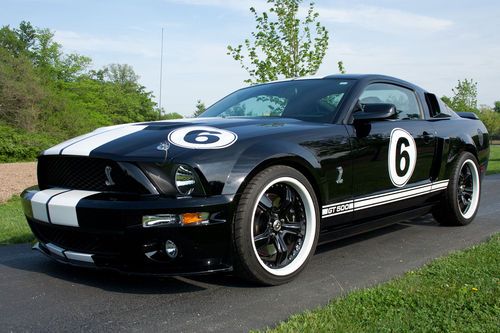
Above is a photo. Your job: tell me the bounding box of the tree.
[0,21,166,162]
[337,61,346,74]
[104,63,139,86]
[442,79,478,113]
[227,0,329,84]
[477,106,500,141]
[162,112,183,120]
[494,101,500,113]
[0,47,45,131]
[193,99,206,117]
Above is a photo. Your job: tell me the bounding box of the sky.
[1,0,499,116]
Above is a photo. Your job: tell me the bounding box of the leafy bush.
[0,122,58,162]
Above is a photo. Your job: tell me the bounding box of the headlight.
[175,165,197,195]
[140,163,205,196]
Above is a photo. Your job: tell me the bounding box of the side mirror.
[353,103,397,121]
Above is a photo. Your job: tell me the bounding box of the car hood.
[42,117,330,162]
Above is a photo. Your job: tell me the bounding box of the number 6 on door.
[388,128,417,187]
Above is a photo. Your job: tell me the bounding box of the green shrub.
[0,122,58,162]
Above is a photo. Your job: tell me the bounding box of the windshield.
[201,79,354,123]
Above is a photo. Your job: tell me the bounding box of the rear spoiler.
[456,112,479,120]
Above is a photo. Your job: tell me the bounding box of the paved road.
[1,175,499,332]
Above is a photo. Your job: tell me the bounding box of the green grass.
[487,145,500,175]
[0,196,34,245]
[264,234,500,333]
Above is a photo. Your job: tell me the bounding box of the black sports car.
[21,74,490,285]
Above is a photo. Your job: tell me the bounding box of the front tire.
[432,152,481,226]
[233,166,320,285]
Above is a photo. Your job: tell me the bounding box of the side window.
[437,99,453,116]
[425,93,452,118]
[218,95,287,117]
[359,83,422,120]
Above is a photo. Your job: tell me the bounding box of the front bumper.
[21,187,235,275]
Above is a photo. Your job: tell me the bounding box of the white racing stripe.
[43,124,133,155]
[322,180,450,218]
[31,189,70,222]
[60,125,147,156]
[48,190,99,227]
[431,180,450,192]
[43,133,99,155]
[29,189,99,226]
[354,185,431,211]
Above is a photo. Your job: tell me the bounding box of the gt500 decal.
[388,128,417,187]
[168,126,238,149]
[322,180,449,218]
[321,200,354,217]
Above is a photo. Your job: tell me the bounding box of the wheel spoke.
[464,167,472,180]
[274,233,289,265]
[281,222,303,236]
[279,186,294,213]
[254,229,271,244]
[258,194,274,214]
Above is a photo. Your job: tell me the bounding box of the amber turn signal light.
[180,212,210,225]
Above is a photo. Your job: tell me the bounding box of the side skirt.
[317,204,434,245]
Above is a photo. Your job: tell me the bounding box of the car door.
[346,82,437,221]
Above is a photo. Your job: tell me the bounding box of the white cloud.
[169,1,452,33]
[167,0,269,12]
[316,5,452,33]
[54,30,158,58]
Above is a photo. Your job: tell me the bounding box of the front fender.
[221,140,322,195]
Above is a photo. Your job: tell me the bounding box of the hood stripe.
[59,125,147,156]
[43,124,134,155]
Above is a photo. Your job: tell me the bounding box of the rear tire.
[233,165,319,285]
[432,152,481,226]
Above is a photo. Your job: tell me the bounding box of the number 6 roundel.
[388,128,417,187]
[168,126,238,149]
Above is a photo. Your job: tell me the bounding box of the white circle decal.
[168,126,238,149]
[388,128,417,187]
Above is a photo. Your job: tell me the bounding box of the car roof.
[324,74,423,90]
[270,74,426,93]
[247,74,427,95]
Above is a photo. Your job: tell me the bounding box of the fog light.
[164,240,178,258]
[180,212,210,225]
[143,214,178,228]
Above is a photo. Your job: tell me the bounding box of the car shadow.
[2,254,210,294]
[315,213,443,254]
[399,213,441,226]
[2,214,442,293]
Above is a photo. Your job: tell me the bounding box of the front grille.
[29,220,124,255]
[37,155,150,194]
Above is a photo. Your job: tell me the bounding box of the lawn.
[487,145,500,175]
[0,196,34,245]
[264,234,500,333]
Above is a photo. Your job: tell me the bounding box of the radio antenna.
[158,27,164,119]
